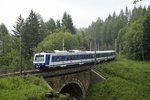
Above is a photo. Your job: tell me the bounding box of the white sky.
[0,0,150,33]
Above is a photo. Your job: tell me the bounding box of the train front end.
[33,53,50,69]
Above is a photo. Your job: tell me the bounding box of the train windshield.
[35,55,44,62]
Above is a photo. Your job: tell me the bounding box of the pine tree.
[0,23,8,35]
[0,23,9,54]
[37,13,48,40]
[56,20,61,29]
[61,12,76,34]
[45,18,56,34]
[143,13,150,60]
[22,10,40,58]
[12,15,24,36]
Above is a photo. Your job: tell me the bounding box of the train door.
[45,54,50,68]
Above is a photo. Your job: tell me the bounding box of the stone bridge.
[39,65,104,99]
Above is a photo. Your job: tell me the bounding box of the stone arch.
[59,81,84,100]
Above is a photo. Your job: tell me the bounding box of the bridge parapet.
[39,65,91,78]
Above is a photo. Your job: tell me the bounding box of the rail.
[0,65,91,78]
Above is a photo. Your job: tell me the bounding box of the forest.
[0,6,150,73]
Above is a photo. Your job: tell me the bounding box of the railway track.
[0,65,91,78]
[0,69,40,77]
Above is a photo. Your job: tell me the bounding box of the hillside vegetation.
[86,59,150,100]
[0,75,66,100]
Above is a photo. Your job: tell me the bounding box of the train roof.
[34,50,115,56]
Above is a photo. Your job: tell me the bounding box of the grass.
[86,59,150,100]
[0,75,66,100]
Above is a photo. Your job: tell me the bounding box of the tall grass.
[86,59,150,100]
[0,75,66,100]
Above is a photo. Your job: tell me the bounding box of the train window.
[110,53,112,56]
[90,54,92,58]
[76,55,78,59]
[86,55,88,59]
[70,56,73,60]
[100,54,102,57]
[101,53,104,57]
[67,55,72,60]
[84,55,86,59]
[74,55,78,60]
[76,55,80,59]
[69,55,72,60]
[64,56,67,61]
[78,55,81,59]
[96,54,98,58]
[52,56,55,62]
[56,56,60,62]
[113,52,115,55]
[92,54,94,58]
[72,55,75,60]
[66,56,69,60]
[105,53,108,56]
[89,55,91,58]
[102,53,104,57]
[82,55,84,59]
[80,55,82,59]
[87,55,89,59]
[35,55,44,62]
[99,54,101,57]
[83,55,85,59]
[103,53,105,57]
[104,53,106,57]
[61,56,65,61]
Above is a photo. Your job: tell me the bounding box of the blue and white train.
[33,50,116,69]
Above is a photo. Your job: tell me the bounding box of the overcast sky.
[0,0,150,33]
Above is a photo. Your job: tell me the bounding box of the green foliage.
[143,13,150,60]
[56,20,61,29]
[133,0,144,4]
[0,23,9,35]
[123,16,145,60]
[22,10,41,58]
[45,18,57,34]
[62,12,76,34]
[37,14,49,41]
[0,75,66,100]
[75,31,89,49]
[1,34,12,54]
[0,23,9,55]
[85,6,150,60]
[34,31,79,52]
[0,49,32,74]
[85,9,128,50]
[12,15,24,36]
[130,6,146,21]
[118,11,150,60]
[86,59,150,100]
